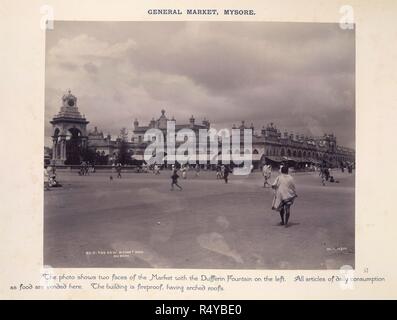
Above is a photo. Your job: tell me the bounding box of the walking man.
[171,169,183,191]
[223,165,231,184]
[271,165,298,227]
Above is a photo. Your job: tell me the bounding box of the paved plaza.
[44,169,354,269]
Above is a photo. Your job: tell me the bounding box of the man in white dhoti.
[271,166,297,227]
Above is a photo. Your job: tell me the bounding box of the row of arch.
[132,148,353,163]
[102,145,353,162]
[252,147,353,163]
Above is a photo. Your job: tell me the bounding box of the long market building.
[48,91,355,168]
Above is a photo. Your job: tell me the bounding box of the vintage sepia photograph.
[44,21,355,269]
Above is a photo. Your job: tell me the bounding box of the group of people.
[340,162,354,174]
[79,161,95,176]
[319,164,347,185]
[169,163,232,191]
[174,164,201,179]
[215,165,232,183]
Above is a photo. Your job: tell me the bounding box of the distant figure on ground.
[110,163,116,180]
[320,166,330,186]
[44,166,50,191]
[46,165,61,188]
[181,165,187,179]
[320,167,326,186]
[325,167,330,181]
[85,162,90,175]
[116,163,122,178]
[221,165,225,179]
[271,166,297,227]
[223,165,231,184]
[195,165,200,177]
[171,169,182,191]
[262,164,272,188]
[79,162,84,176]
[347,163,353,174]
[216,165,222,179]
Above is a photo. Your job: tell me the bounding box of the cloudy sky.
[45,21,355,148]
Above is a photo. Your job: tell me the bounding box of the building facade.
[49,91,355,167]
[131,109,211,162]
[244,122,355,168]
